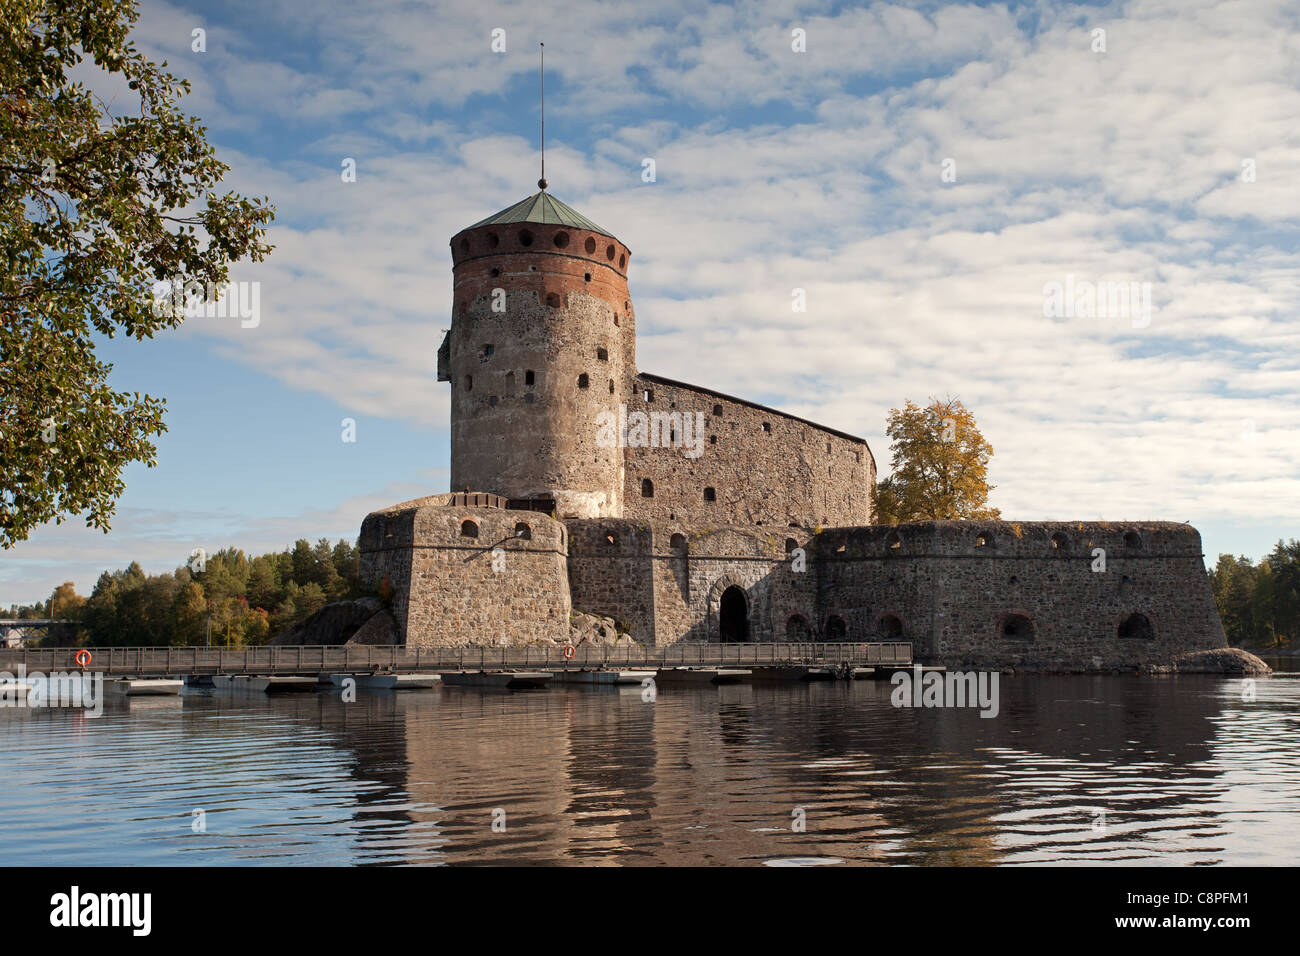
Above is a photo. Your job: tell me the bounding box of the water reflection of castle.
[303,678,1234,866]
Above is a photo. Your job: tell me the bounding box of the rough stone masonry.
[355,188,1228,671]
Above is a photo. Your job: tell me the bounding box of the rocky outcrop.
[1171,647,1272,675]
[569,610,636,648]
[270,597,389,646]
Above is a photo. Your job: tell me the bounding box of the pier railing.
[0,642,911,677]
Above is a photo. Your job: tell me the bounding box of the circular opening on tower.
[519,229,534,247]
[486,232,499,248]
[619,253,626,268]
[584,237,596,254]
[605,244,615,261]
[553,231,569,249]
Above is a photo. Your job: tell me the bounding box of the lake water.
[1,665,1297,866]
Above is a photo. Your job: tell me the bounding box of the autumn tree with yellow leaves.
[872,398,1000,524]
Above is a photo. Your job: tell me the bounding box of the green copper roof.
[465,190,615,239]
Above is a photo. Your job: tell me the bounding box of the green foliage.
[0,0,274,547]
[20,537,361,646]
[1209,540,1300,649]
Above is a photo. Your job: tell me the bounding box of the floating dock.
[655,667,751,685]
[105,678,183,696]
[329,673,441,690]
[550,669,657,686]
[441,670,552,689]
[748,666,838,682]
[211,675,318,694]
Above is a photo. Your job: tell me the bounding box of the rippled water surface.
[2,666,1298,866]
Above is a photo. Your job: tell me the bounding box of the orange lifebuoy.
[74,649,92,668]
[562,645,576,660]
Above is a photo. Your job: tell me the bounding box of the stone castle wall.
[810,520,1225,670]
[619,373,875,529]
[360,497,570,647]
[359,503,1226,670]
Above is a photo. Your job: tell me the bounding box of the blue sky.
[4,0,1299,605]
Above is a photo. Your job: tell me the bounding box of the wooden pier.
[0,642,911,680]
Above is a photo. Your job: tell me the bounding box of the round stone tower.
[443,189,635,518]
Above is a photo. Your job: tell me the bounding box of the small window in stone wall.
[514,522,532,540]
[606,244,615,261]
[713,405,723,416]
[519,229,534,247]
[605,533,618,545]
[1002,614,1035,640]
[490,267,500,277]
[553,231,569,249]
[975,532,991,548]
[670,533,687,551]
[835,539,846,552]
[584,272,592,282]
[578,374,589,389]
[525,370,535,386]
[762,422,771,432]
[824,616,847,640]
[608,379,614,394]
[460,520,478,538]
[546,292,561,308]
[464,375,472,391]
[644,389,654,402]
[785,537,797,553]
[585,237,597,254]
[641,478,654,498]
[709,435,717,444]
[1052,531,1069,550]
[489,395,498,407]
[886,530,902,550]
[597,348,608,361]
[1123,531,1143,549]
[703,487,716,502]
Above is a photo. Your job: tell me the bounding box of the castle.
[357,187,1227,670]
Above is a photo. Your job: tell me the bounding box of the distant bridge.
[0,619,72,648]
[0,642,912,678]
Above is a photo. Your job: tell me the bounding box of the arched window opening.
[524,370,535,387]
[670,533,687,552]
[878,614,903,638]
[886,530,902,551]
[703,487,716,502]
[460,519,479,538]
[824,615,847,640]
[1118,613,1154,639]
[1123,531,1143,550]
[641,478,654,498]
[1052,531,1069,550]
[514,522,532,540]
[1002,613,1035,641]
[784,538,797,553]
[786,614,811,642]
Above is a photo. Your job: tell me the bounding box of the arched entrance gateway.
[719,586,749,642]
